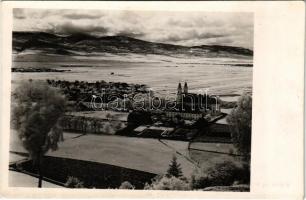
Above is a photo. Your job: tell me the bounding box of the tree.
[11,80,66,187]
[190,160,249,189]
[166,155,183,178]
[226,94,252,160]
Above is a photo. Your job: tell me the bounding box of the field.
[10,131,238,179]
[188,141,242,170]
[10,131,195,176]
[190,142,237,154]
[49,133,196,176]
[189,149,241,170]
[12,53,252,99]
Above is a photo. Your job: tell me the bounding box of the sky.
[13,8,253,49]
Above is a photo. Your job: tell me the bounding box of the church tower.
[183,82,188,94]
[177,82,182,103]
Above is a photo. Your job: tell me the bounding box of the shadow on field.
[10,156,156,189]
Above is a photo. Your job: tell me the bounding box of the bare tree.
[11,80,66,187]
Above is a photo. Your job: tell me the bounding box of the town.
[46,79,230,142]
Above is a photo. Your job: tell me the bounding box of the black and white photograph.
[9,8,254,191]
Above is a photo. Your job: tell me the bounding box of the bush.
[64,176,84,188]
[119,181,135,189]
[190,173,211,189]
[144,175,190,190]
[191,161,249,189]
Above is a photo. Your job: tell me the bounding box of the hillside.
[13,31,253,58]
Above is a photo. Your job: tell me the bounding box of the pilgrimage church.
[176,82,220,114]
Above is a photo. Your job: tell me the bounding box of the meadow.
[10,130,238,178]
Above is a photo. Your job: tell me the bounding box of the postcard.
[0,1,304,199]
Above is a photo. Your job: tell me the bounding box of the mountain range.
[13,31,253,57]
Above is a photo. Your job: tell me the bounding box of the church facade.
[176,82,220,114]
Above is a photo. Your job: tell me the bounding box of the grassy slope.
[10,131,239,178]
[48,133,196,177]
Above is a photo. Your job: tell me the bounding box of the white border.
[0,1,304,199]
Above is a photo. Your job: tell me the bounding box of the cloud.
[13,9,253,49]
[63,13,102,20]
[116,30,145,38]
[13,8,26,19]
[159,30,225,43]
[48,21,109,35]
[61,10,105,19]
